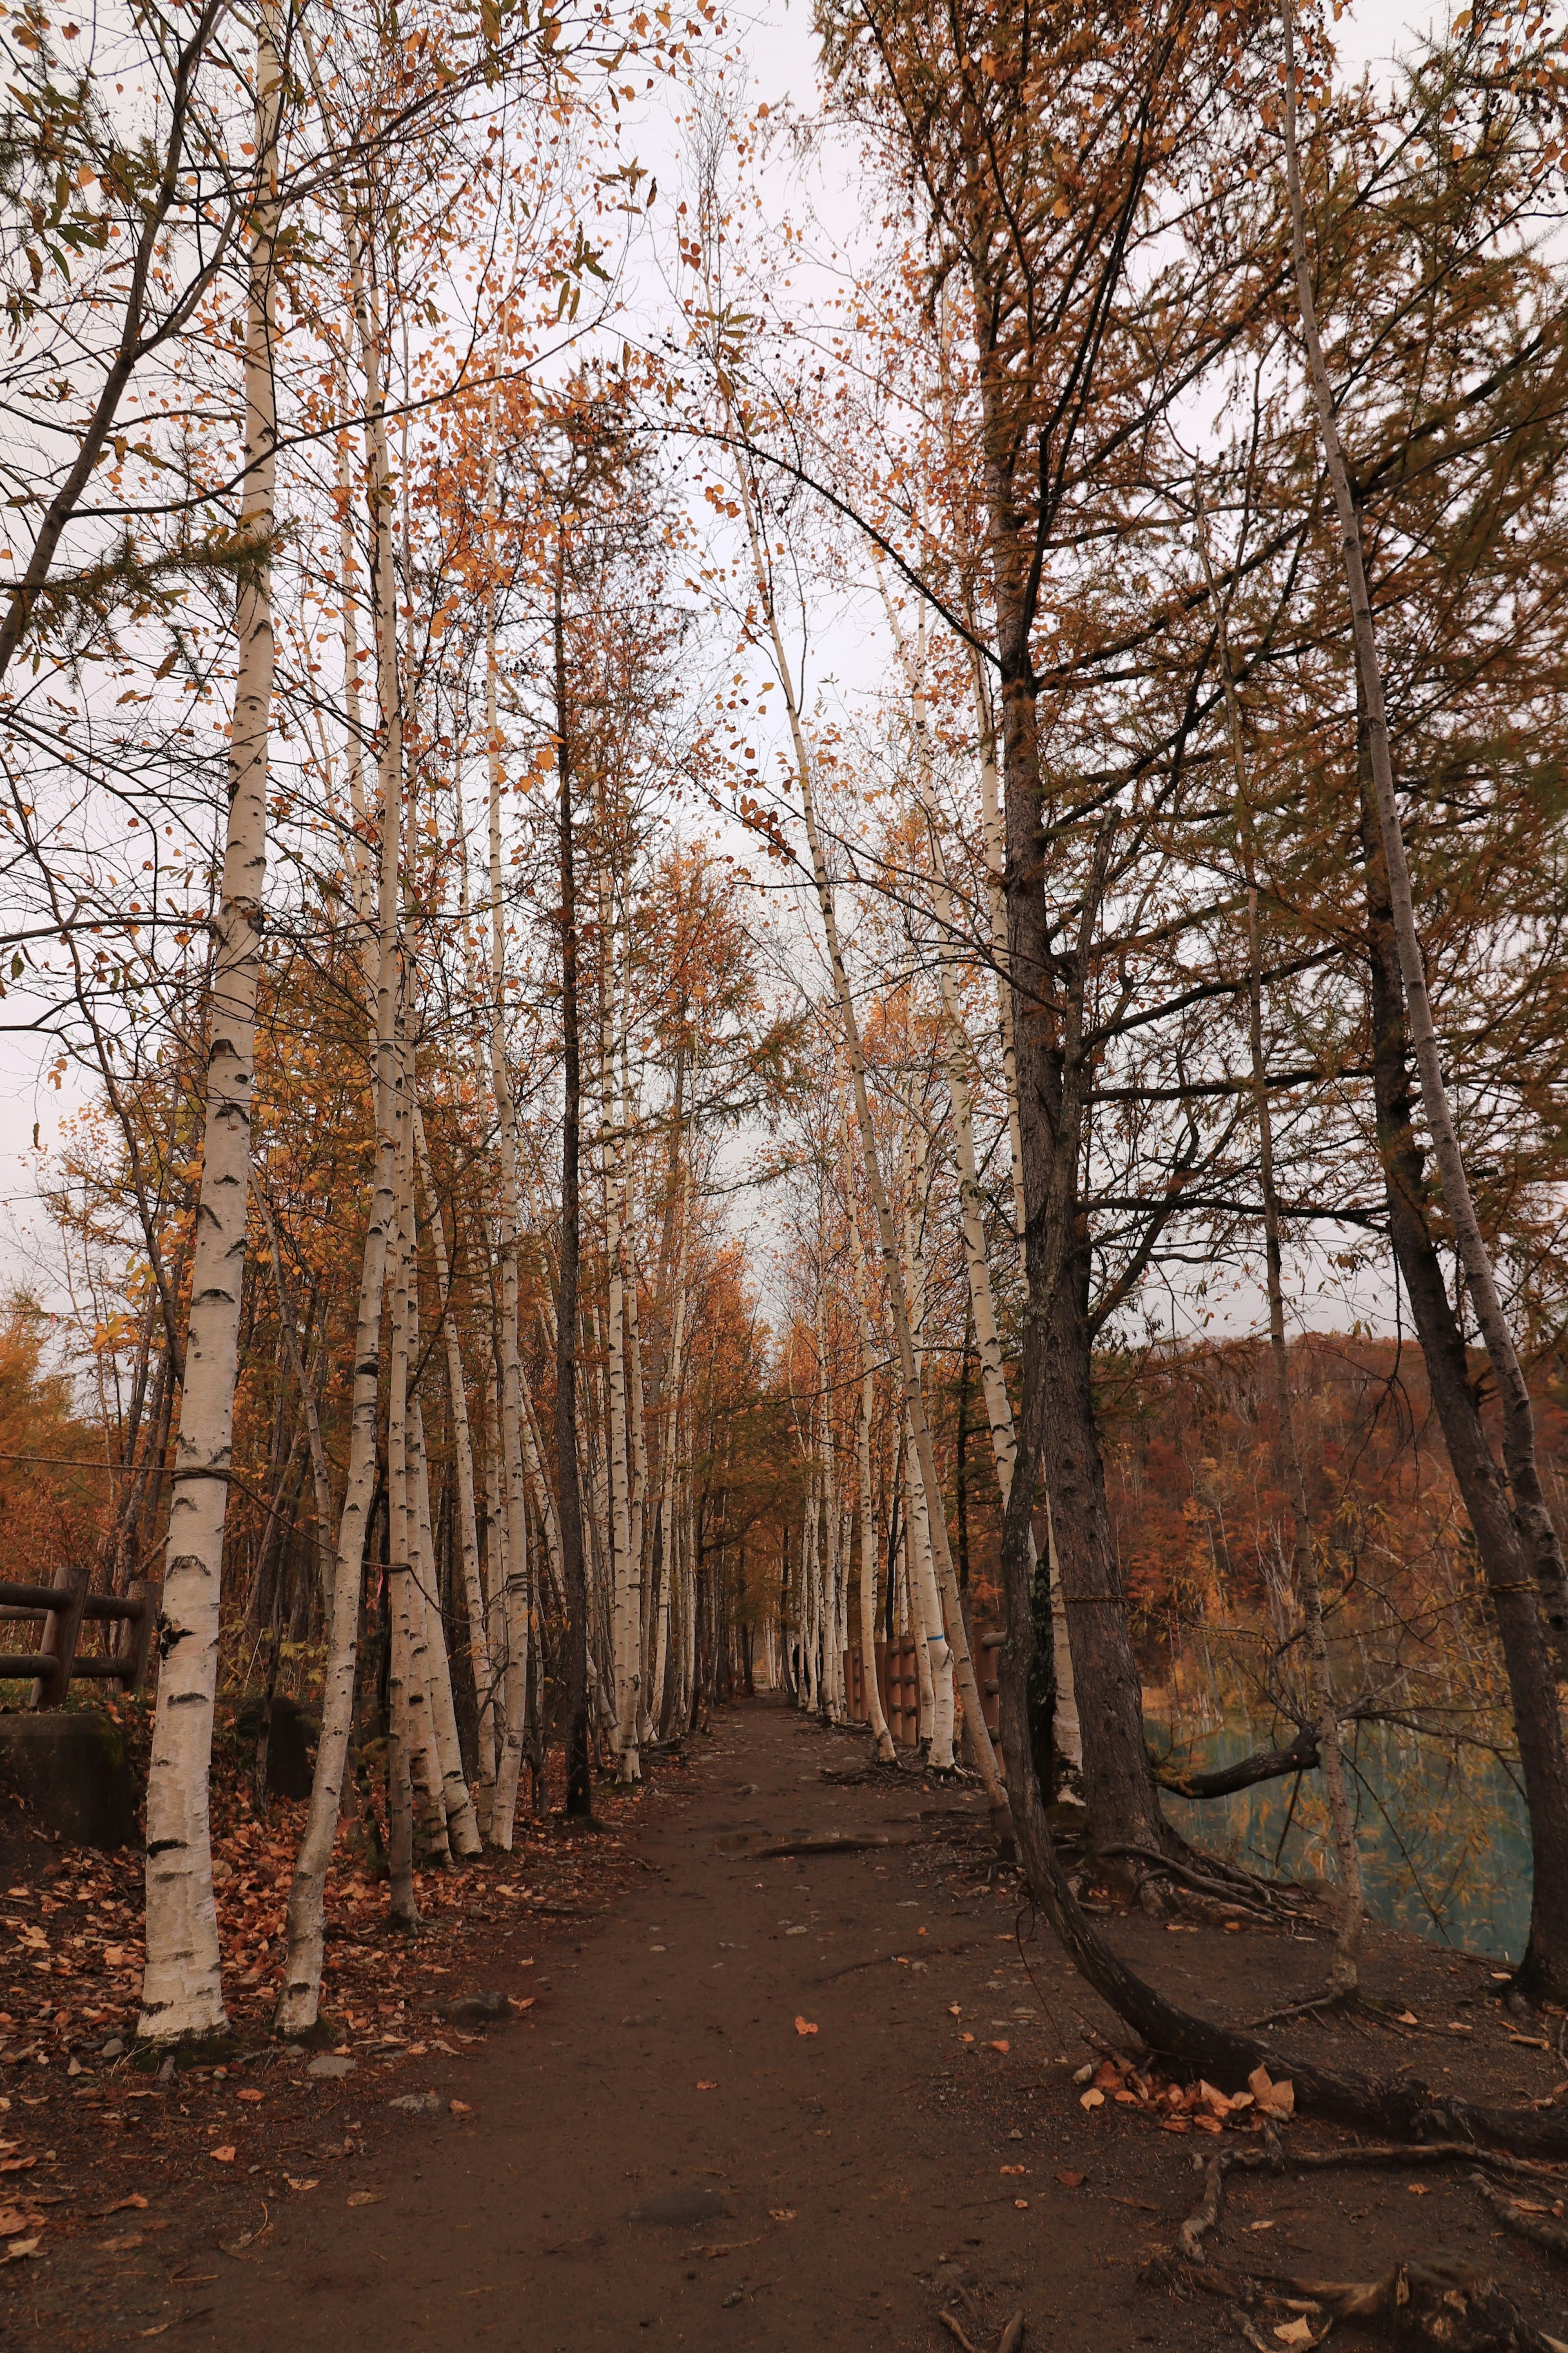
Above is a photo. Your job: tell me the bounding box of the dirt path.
[167,1700,1145,2352]
[34,1700,1566,2349]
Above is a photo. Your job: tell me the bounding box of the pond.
[1149,1716,1532,1965]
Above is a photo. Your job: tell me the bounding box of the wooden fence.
[842,1621,1004,1746]
[0,1569,159,1707]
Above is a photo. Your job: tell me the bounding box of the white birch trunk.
[276,178,405,2028]
[410,1391,482,1856]
[413,1105,494,1827]
[139,12,281,2043]
[484,564,531,1846]
[845,1166,896,1760]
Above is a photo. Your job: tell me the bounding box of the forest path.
[180,1700,1160,2353]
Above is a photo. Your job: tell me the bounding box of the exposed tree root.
[1145,2250,1568,2353]
[999,1681,1568,2157]
[1471,2169,1568,2263]
[1096,1842,1288,1920]
[1177,2139,1568,2262]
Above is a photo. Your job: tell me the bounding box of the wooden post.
[31,1565,88,1710]
[121,1577,160,1693]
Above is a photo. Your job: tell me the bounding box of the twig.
[938,2311,983,2353]
[996,2313,1025,2353]
[1471,2169,1568,2262]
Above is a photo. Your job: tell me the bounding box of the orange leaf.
[695,2079,718,2090]
[1056,2171,1085,2188]
[209,2147,236,2164]
[990,2039,1010,2055]
[1079,2089,1105,2110]
[794,2018,818,2037]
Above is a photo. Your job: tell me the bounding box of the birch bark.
[276,182,404,2030]
[484,557,531,1845]
[413,1105,494,1828]
[845,1153,896,1760]
[139,8,281,2043]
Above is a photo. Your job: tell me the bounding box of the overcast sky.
[0,0,1454,1345]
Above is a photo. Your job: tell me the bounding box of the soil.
[3,1697,1566,2350]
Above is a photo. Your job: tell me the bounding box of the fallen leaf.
[768,2209,795,2222]
[794,2018,818,2038]
[1013,2198,1029,2210]
[1000,2165,1025,2176]
[1397,2011,1418,2025]
[1273,2322,1313,2346]
[1079,2089,1105,2111]
[947,2005,961,2016]
[1248,2220,1275,2232]
[1,2237,40,2264]
[696,2079,718,2091]
[450,2100,471,2117]
[236,2088,263,2104]
[1408,2184,1431,2197]
[346,2192,382,2208]
[284,2177,318,2193]
[1247,2066,1295,2119]
[508,1997,536,2014]
[209,2147,236,2164]
[0,2158,35,2174]
[990,2040,1010,2055]
[1056,2172,1085,2188]
[961,2033,975,2045]
[98,2234,142,2253]
[102,2195,148,2215]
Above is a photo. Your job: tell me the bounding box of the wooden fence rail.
[0,1569,160,1707]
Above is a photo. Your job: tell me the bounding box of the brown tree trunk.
[989,474,1165,1860]
[1358,738,1568,2002]
[1044,1246,1169,1861]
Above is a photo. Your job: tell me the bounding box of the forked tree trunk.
[1284,20,1568,2000]
[139,9,282,2045]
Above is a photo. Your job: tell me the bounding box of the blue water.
[1150,1718,1531,1964]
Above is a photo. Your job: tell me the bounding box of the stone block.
[0,1709,139,1848]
